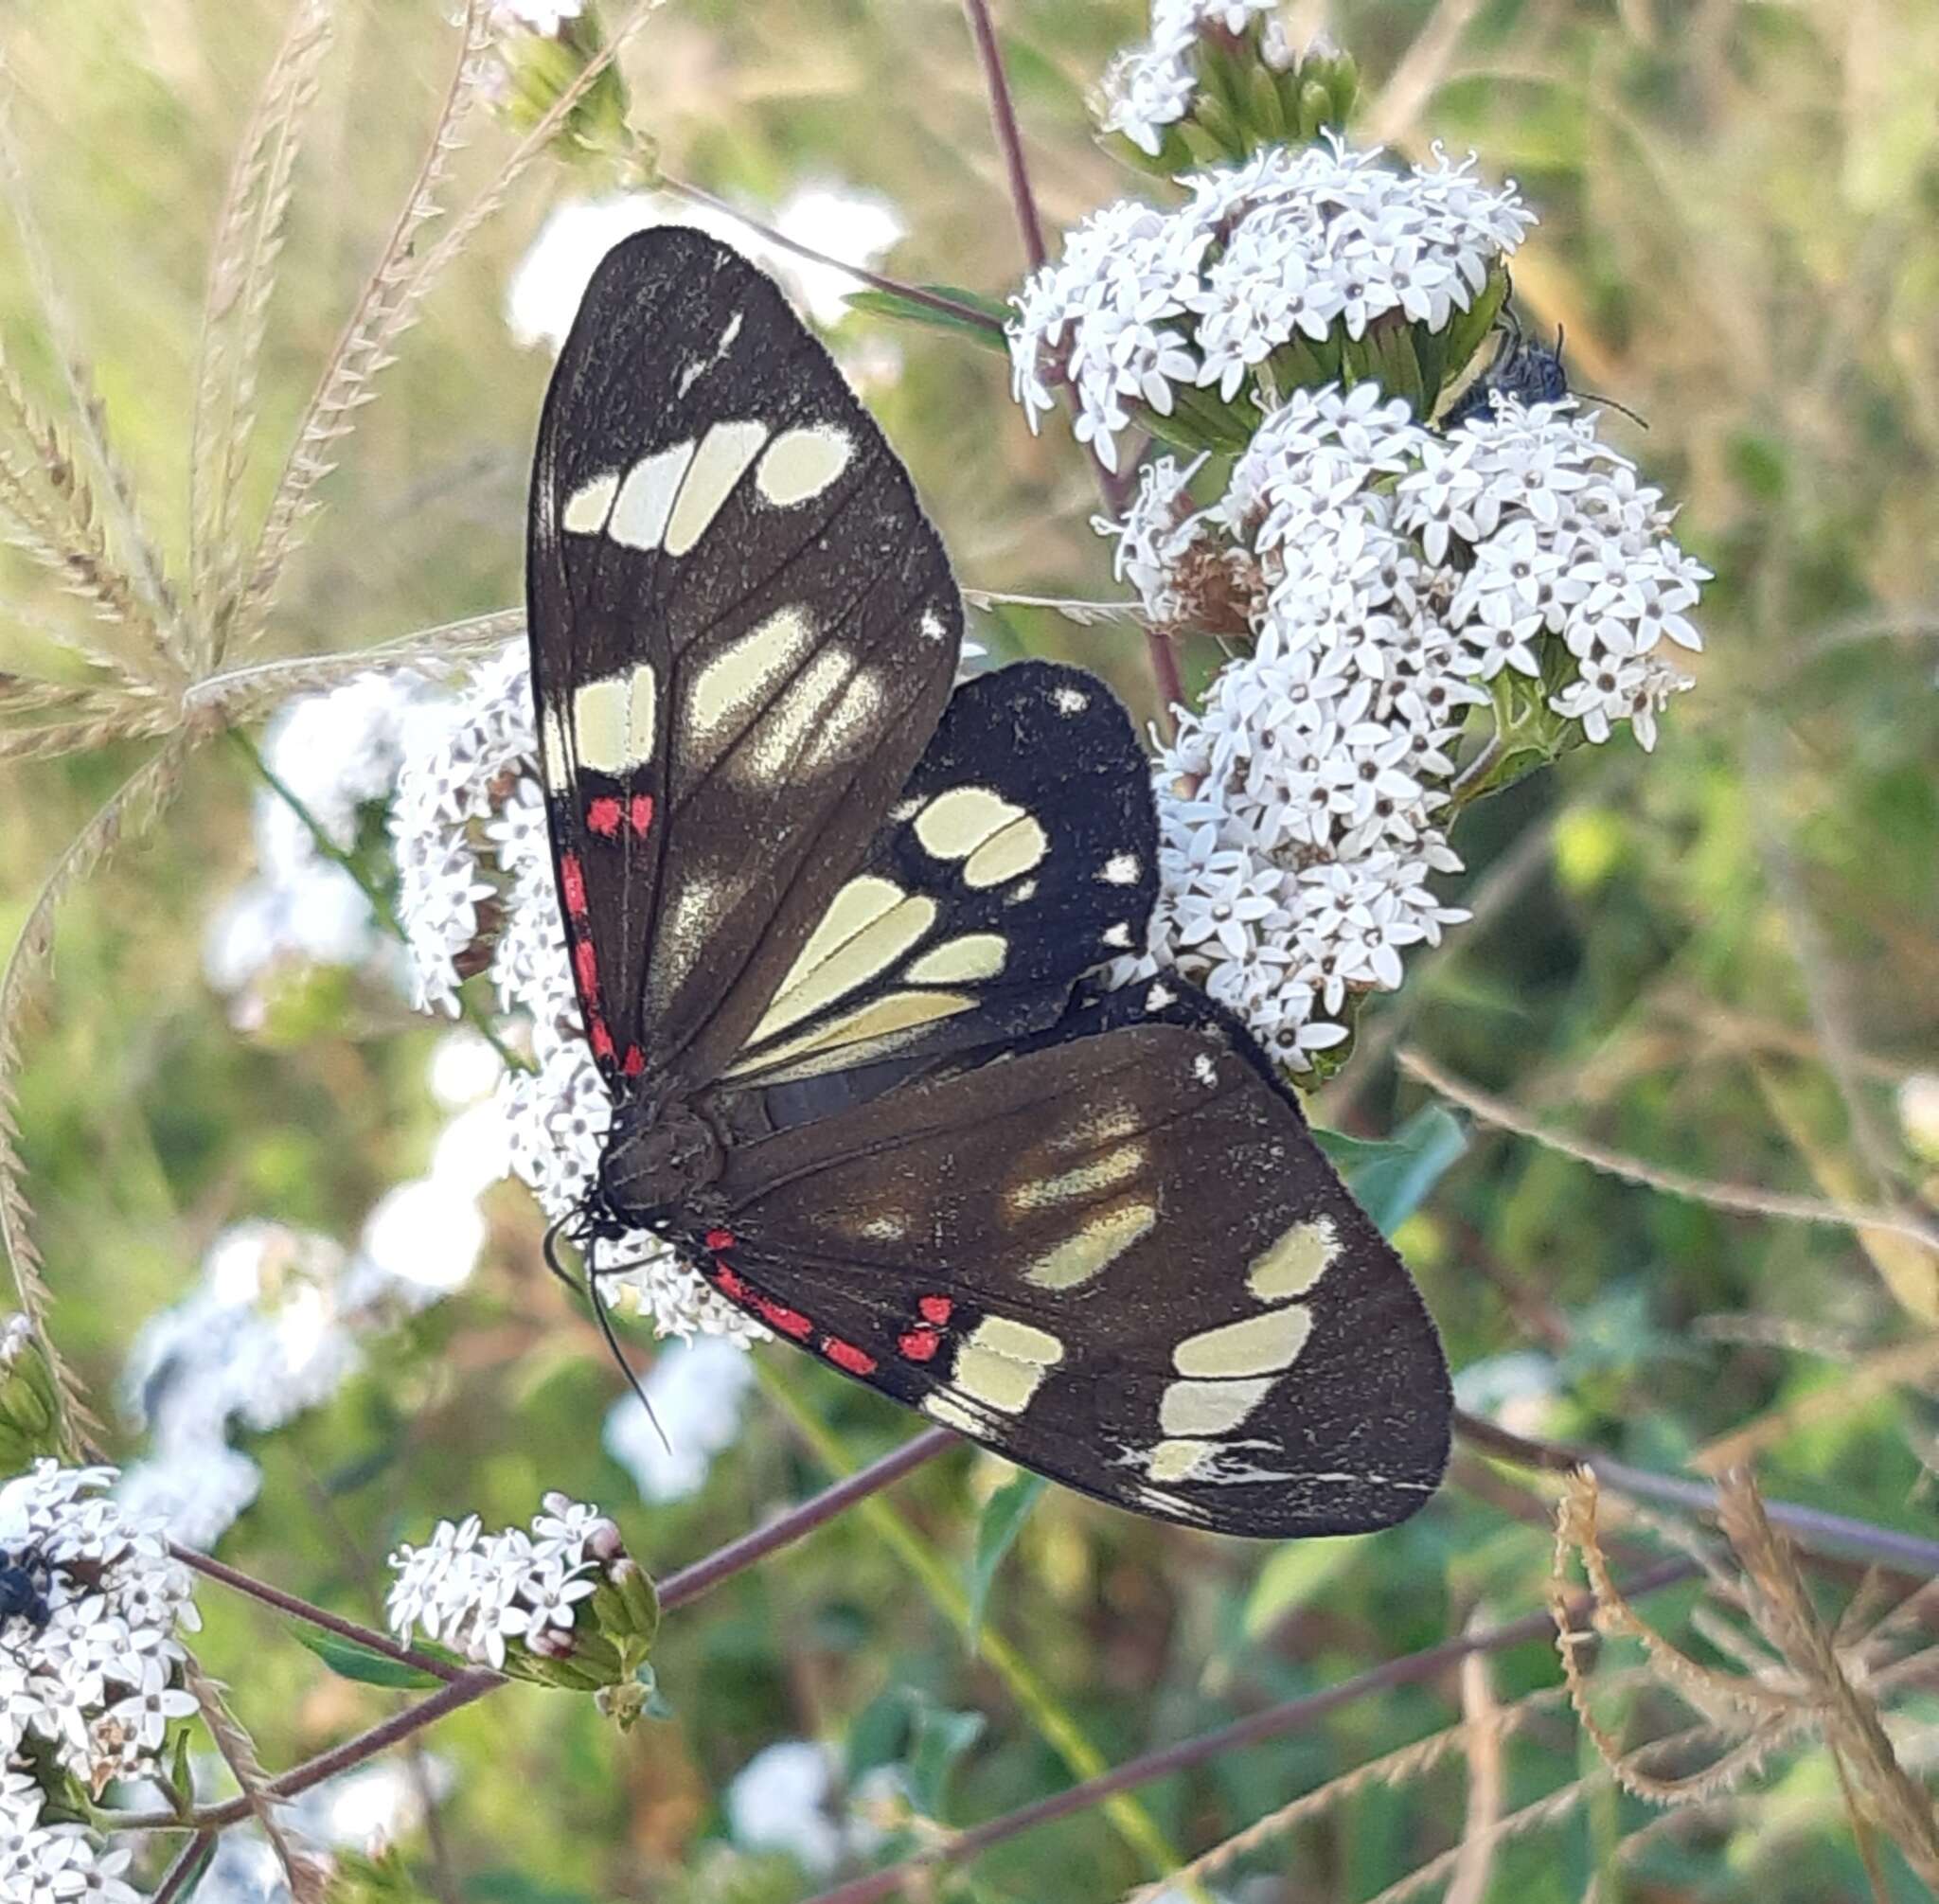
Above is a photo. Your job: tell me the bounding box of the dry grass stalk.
[1399,1045,1939,1255]
[187,1659,330,1904]
[1553,1468,1939,1885]
[0,738,190,1450]
[188,0,337,641]
[0,98,182,654]
[237,0,495,650]
[1445,1623,1503,1904]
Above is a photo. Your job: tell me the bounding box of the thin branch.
[952,0,1181,732]
[797,1558,1699,1904]
[657,175,1005,335]
[151,1833,217,1904]
[658,1426,955,1611]
[1455,1410,1939,1575]
[1398,1046,1939,1254]
[959,0,1048,272]
[170,1542,467,1683]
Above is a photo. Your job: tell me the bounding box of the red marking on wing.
[629,793,655,836]
[573,938,600,997]
[822,1336,879,1377]
[898,1328,940,1362]
[560,852,589,919]
[704,1229,736,1251]
[587,796,622,838]
[755,1296,813,1341]
[712,1263,749,1302]
[589,1019,615,1062]
[622,1044,645,1077]
[917,1295,953,1326]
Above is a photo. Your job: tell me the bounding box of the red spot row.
[589,1019,614,1062]
[898,1292,956,1365]
[898,1328,940,1362]
[918,1294,952,1326]
[823,1336,878,1377]
[584,794,654,840]
[622,1044,645,1077]
[560,851,589,919]
[574,937,600,998]
[755,1295,813,1340]
[704,1229,736,1251]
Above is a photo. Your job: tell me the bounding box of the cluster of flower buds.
[386,1494,664,1724]
[1100,4,1361,174]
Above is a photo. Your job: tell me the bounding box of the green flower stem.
[228,729,527,1075]
[755,1363,1185,1884]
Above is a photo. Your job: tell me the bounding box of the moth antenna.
[585,1237,673,1456]
[542,1210,580,1290]
[1576,388,1650,429]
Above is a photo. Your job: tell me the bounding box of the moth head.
[596,1098,725,1230]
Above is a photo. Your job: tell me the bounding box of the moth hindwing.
[528,225,1452,1539]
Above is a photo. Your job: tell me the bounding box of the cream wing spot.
[540,707,572,794]
[913,786,1027,860]
[756,425,854,507]
[687,607,818,745]
[1023,1201,1157,1290]
[726,989,975,1077]
[1160,1377,1274,1438]
[963,815,1048,888]
[1006,1144,1146,1215]
[1174,1306,1314,1379]
[952,1317,1064,1415]
[738,646,853,783]
[906,934,1007,985]
[572,676,629,775]
[1147,1439,1218,1485]
[625,663,657,767]
[609,441,695,549]
[664,419,769,555]
[561,470,619,534]
[749,894,938,1041]
[1100,853,1140,885]
[1247,1217,1340,1302]
[922,1393,987,1436]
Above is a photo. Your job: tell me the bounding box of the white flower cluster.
[1108,383,1705,1067]
[386,1493,615,1670]
[0,1464,202,1902]
[389,644,756,1343]
[1097,0,1290,157]
[205,672,446,1014]
[118,1185,493,1549]
[1008,136,1535,469]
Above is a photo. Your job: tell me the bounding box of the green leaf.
[1242,1534,1364,1639]
[906,1694,987,1818]
[844,285,1009,352]
[966,1469,1046,1651]
[1317,1105,1468,1237]
[294,1627,451,1690]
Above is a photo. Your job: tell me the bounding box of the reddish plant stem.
[660,1426,956,1610]
[799,1557,1699,1904]
[171,1541,467,1683]
[151,1831,217,1904]
[957,0,1185,734]
[113,1428,953,1835]
[659,174,1003,335]
[960,0,1048,272]
[1453,1410,1939,1575]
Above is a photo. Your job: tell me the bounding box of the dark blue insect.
[1440,315,1571,429]
[0,1545,55,1631]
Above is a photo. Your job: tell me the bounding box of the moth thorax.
[600,1098,724,1222]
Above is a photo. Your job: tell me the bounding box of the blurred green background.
[2,1,1937,1899]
